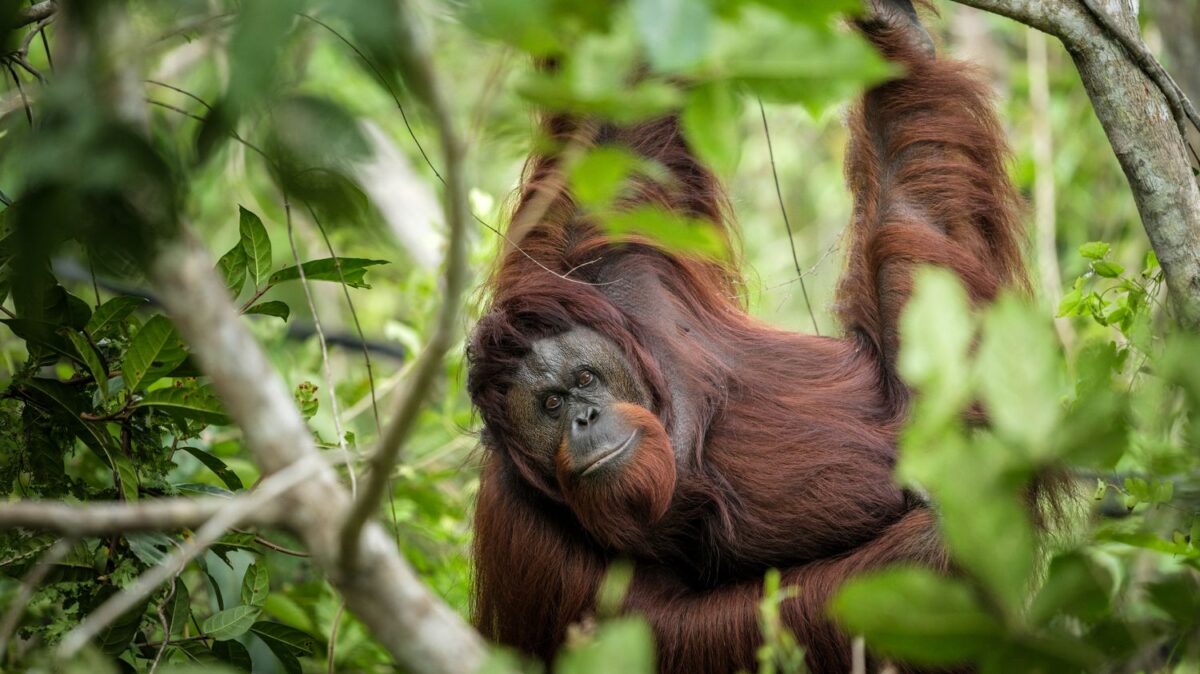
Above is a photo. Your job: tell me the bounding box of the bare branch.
[15,1,56,29]
[0,497,276,535]
[339,0,473,571]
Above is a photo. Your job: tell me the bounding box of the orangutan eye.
[543,394,563,412]
[577,370,594,387]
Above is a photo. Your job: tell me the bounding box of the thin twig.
[327,600,346,674]
[0,538,73,656]
[58,454,332,658]
[281,191,356,497]
[338,1,472,572]
[304,204,382,434]
[758,98,820,335]
[148,579,177,674]
[5,64,33,127]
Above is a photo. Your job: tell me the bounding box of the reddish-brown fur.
[468,21,1027,674]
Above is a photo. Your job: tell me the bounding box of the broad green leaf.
[1093,260,1124,278]
[216,243,248,297]
[251,621,316,655]
[747,0,860,23]
[245,300,291,322]
[461,0,562,55]
[831,567,1001,664]
[1079,241,1110,260]
[212,639,253,670]
[22,377,118,462]
[167,580,192,635]
[137,387,230,426]
[115,454,140,502]
[202,604,263,641]
[97,594,151,655]
[66,330,108,398]
[1029,550,1116,625]
[177,445,243,490]
[241,560,270,607]
[556,616,656,674]
[239,206,272,287]
[974,295,1063,459]
[702,11,894,114]
[85,296,147,339]
[899,433,1035,617]
[602,206,726,257]
[569,147,640,210]
[682,82,743,176]
[123,315,184,392]
[1,318,82,365]
[632,0,711,72]
[897,269,973,430]
[126,532,174,565]
[268,257,389,289]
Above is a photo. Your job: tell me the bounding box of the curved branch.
[338,0,472,571]
[950,0,1200,327]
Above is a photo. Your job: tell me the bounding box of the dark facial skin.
[506,327,654,480]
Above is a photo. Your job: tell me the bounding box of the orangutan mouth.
[580,431,640,477]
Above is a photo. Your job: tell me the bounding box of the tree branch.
[0,497,276,535]
[14,1,56,29]
[338,1,473,571]
[949,0,1200,327]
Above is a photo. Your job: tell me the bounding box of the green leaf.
[85,296,147,339]
[831,567,1001,665]
[974,295,1063,459]
[1093,260,1124,278]
[167,580,192,636]
[97,594,151,655]
[216,242,248,297]
[245,300,291,322]
[703,12,894,113]
[682,82,743,176]
[115,454,140,502]
[556,616,656,674]
[177,445,244,490]
[268,257,389,289]
[1,319,82,365]
[746,0,860,24]
[123,315,184,392]
[569,147,640,210]
[137,387,231,426]
[897,269,974,429]
[66,330,108,398]
[251,621,316,656]
[22,377,118,462]
[632,0,711,72]
[241,560,270,607]
[1078,241,1111,260]
[212,639,253,670]
[126,532,174,566]
[602,206,726,257]
[1029,550,1116,625]
[239,206,272,287]
[202,604,263,641]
